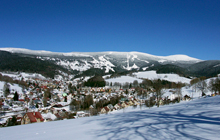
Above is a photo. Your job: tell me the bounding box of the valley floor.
[1,96,220,140]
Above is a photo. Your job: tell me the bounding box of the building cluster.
[0,76,142,127]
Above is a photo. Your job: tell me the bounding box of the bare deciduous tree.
[152,79,164,107]
[197,78,207,97]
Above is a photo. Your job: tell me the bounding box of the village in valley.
[0,70,219,127]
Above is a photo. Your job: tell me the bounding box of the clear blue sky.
[0,0,219,60]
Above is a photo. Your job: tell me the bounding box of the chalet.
[107,104,114,111]
[6,94,14,100]
[21,112,44,125]
[128,100,134,106]
[133,99,140,105]
[159,99,164,105]
[16,114,23,125]
[121,102,129,108]
[100,106,110,114]
[114,103,121,110]
[89,105,94,109]
[183,95,191,101]
[76,111,86,118]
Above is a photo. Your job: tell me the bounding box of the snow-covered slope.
[1,96,220,140]
[0,81,23,94]
[134,71,191,84]
[106,76,143,84]
[105,70,191,84]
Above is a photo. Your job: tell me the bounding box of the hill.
[0,51,70,78]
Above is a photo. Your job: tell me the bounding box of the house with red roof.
[114,103,122,110]
[100,106,110,114]
[21,112,44,125]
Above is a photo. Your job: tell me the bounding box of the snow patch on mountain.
[158,59,167,63]
[163,54,201,62]
[123,63,139,71]
[142,67,149,70]
[90,56,115,73]
[214,64,220,67]
[56,60,92,71]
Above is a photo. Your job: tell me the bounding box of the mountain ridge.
[0,47,219,79]
[0,47,201,62]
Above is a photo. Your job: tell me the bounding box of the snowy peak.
[163,54,201,62]
[0,47,58,56]
[0,48,201,62]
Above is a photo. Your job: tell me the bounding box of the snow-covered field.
[133,71,191,84]
[0,72,46,81]
[1,96,220,140]
[0,81,23,94]
[106,76,143,84]
[105,71,191,85]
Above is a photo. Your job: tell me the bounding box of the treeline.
[84,75,106,87]
[190,76,220,94]
[106,78,186,90]
[141,79,186,89]
[0,51,70,78]
[154,64,188,77]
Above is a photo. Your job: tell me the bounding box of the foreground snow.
[2,96,220,140]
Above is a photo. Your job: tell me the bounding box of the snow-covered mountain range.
[1,47,220,79]
[0,48,201,73]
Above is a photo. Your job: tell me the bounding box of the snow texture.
[134,71,191,84]
[105,76,143,84]
[0,81,23,94]
[105,71,191,85]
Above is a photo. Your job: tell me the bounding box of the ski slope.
[1,96,220,140]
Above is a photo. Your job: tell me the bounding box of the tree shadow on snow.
[86,98,220,140]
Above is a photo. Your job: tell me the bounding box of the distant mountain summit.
[0,47,219,79]
[0,47,201,62]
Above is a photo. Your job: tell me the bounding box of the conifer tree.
[13,91,19,101]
